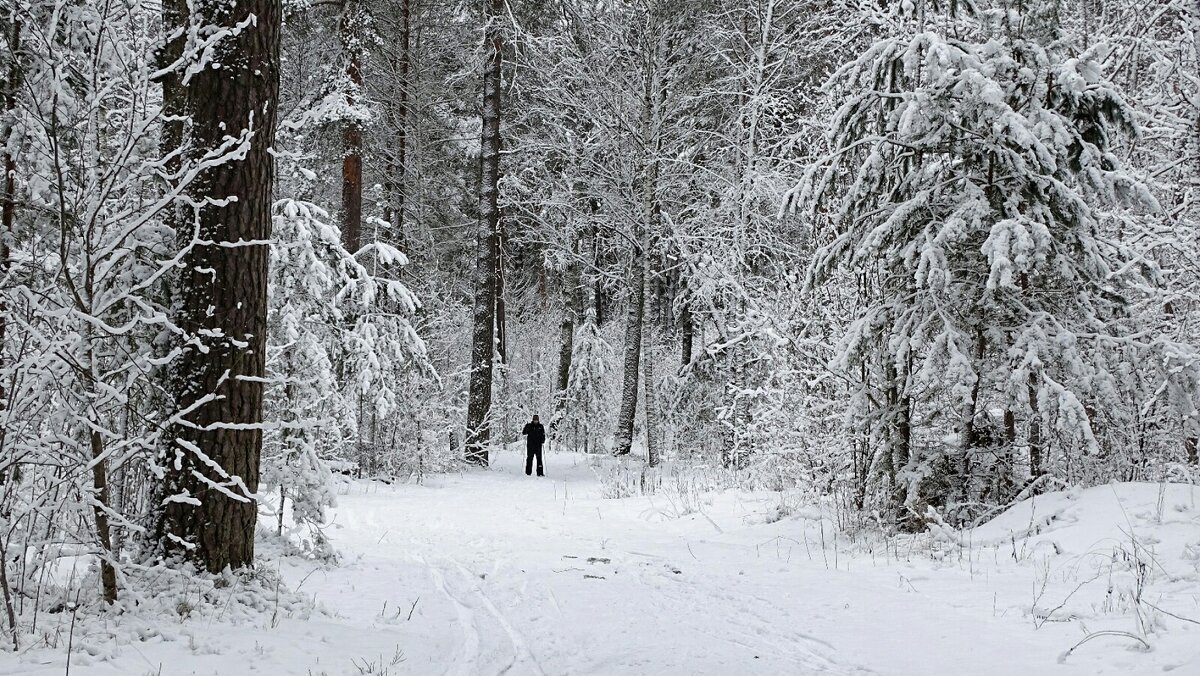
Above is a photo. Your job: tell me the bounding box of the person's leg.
[536,446,544,476]
[525,447,533,476]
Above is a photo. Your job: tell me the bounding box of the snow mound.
[963,481,1200,670]
[972,482,1200,576]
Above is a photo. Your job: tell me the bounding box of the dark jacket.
[522,422,546,447]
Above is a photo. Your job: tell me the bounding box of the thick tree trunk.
[155,0,280,572]
[465,0,505,465]
[341,2,364,253]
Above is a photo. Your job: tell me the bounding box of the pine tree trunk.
[885,360,912,525]
[1028,373,1043,480]
[555,235,581,399]
[0,538,15,649]
[679,300,693,368]
[1186,434,1198,465]
[495,221,507,364]
[1002,408,1017,495]
[613,260,644,456]
[0,14,20,467]
[341,2,363,253]
[957,332,985,500]
[155,0,280,572]
[384,0,410,248]
[465,0,505,465]
[642,157,660,466]
[556,310,573,394]
[961,336,983,451]
[1192,1,1200,70]
[1,12,18,230]
[89,427,117,603]
[735,355,752,463]
[642,285,659,467]
[81,325,117,603]
[158,0,186,173]
[592,227,604,326]
[723,362,742,466]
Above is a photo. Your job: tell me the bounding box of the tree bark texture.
[465,0,505,465]
[0,14,21,464]
[613,259,644,456]
[642,286,659,467]
[1028,373,1043,480]
[555,236,581,407]
[725,349,752,469]
[556,314,574,394]
[679,299,693,368]
[1,14,18,234]
[156,0,280,572]
[614,28,664,459]
[495,219,507,364]
[385,0,411,247]
[158,0,187,180]
[340,2,364,253]
[591,227,604,326]
[89,427,118,602]
[885,359,912,526]
[554,258,575,431]
[642,125,661,466]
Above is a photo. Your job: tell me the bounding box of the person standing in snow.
[522,415,546,477]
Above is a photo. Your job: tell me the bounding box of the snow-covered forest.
[0,0,1198,673]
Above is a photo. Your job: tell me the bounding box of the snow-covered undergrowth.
[4,549,319,674]
[5,449,1197,675]
[970,484,1200,656]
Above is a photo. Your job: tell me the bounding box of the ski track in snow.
[420,554,484,676]
[419,550,546,676]
[312,448,869,676]
[446,556,546,676]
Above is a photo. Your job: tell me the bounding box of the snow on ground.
[4,448,1199,675]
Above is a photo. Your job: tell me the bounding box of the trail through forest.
[298,448,862,675]
[8,448,1199,675]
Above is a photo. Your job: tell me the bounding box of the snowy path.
[304,449,862,675]
[258,449,1197,676]
[14,449,1197,675]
